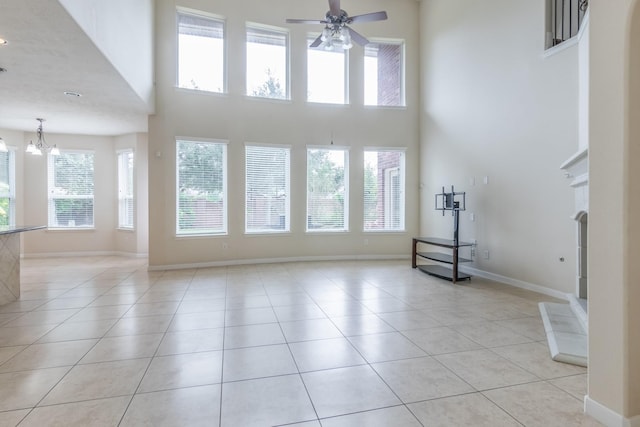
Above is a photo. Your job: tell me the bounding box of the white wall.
[0,127,149,257]
[58,0,155,111]
[148,0,420,268]
[587,0,640,421]
[419,0,579,294]
[21,133,117,255]
[114,133,149,256]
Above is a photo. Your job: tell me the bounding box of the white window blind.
[48,151,95,228]
[307,38,347,104]
[307,148,349,231]
[246,25,288,99]
[117,150,134,229]
[177,11,225,92]
[177,140,227,235]
[245,145,290,233]
[0,149,16,227]
[365,41,405,107]
[364,149,405,231]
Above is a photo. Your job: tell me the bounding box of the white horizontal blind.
[307,148,349,231]
[245,145,290,233]
[246,25,288,99]
[177,11,225,92]
[48,151,95,228]
[364,149,405,231]
[364,41,404,107]
[118,150,134,229]
[0,150,15,226]
[177,140,227,235]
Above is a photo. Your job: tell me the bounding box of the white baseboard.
[585,396,640,427]
[459,265,569,301]
[148,254,410,271]
[22,251,148,259]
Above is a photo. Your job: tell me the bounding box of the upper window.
[246,24,289,100]
[177,139,227,235]
[177,10,225,93]
[307,38,348,104]
[307,147,349,232]
[48,151,95,229]
[0,149,15,227]
[245,145,290,233]
[117,150,134,229]
[365,41,405,107]
[364,149,405,231]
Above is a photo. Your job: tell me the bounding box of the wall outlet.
[482,250,490,259]
[483,176,489,185]
[364,239,369,246]
[470,212,475,222]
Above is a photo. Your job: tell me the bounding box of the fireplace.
[537,147,589,367]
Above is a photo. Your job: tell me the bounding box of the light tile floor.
[0,257,602,426]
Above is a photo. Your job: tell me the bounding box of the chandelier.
[26,118,59,156]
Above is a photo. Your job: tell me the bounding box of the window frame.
[117,149,135,230]
[363,147,406,232]
[364,38,406,108]
[0,148,16,227]
[176,8,227,94]
[245,143,291,234]
[246,22,290,100]
[306,146,350,233]
[176,138,228,237]
[47,149,95,230]
[306,35,350,105]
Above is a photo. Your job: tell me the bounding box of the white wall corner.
[584,395,640,427]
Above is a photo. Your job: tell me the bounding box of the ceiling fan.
[286,0,387,50]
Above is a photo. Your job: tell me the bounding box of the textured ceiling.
[0,0,151,135]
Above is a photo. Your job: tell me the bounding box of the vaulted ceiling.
[0,0,150,135]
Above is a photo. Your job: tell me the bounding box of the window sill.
[245,231,292,236]
[175,233,228,239]
[46,227,95,232]
[363,230,407,234]
[175,87,228,97]
[117,228,135,233]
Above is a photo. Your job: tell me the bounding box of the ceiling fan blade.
[328,0,341,17]
[346,26,369,46]
[309,34,324,48]
[349,11,388,24]
[286,18,326,24]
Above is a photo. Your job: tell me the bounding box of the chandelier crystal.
[26,118,59,156]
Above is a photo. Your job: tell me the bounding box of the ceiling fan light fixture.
[321,26,331,42]
[341,28,352,49]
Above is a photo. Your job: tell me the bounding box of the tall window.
[48,151,94,228]
[307,38,348,104]
[307,147,349,231]
[117,150,134,229]
[177,10,225,93]
[246,25,289,99]
[364,41,405,107]
[245,145,290,233]
[177,139,227,235]
[364,149,405,231]
[0,149,15,226]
